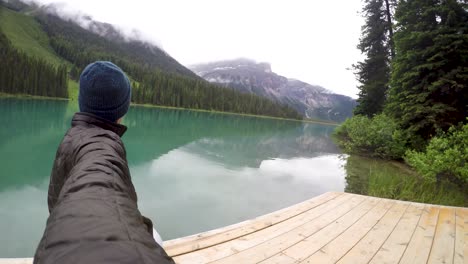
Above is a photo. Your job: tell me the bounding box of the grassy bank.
[344,155,467,207]
[67,79,79,101]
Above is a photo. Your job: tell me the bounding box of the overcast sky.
[30,0,365,98]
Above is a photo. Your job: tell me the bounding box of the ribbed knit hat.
[79,61,131,122]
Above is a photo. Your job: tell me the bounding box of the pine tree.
[354,0,394,117]
[386,0,468,143]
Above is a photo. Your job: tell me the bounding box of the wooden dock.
[1,192,467,263]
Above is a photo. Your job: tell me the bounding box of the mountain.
[190,59,356,122]
[0,1,302,119]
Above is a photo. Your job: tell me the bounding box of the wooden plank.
[399,206,440,264]
[301,199,396,264]
[427,207,456,264]
[466,209,468,264]
[164,192,340,256]
[280,197,380,261]
[368,203,424,264]
[454,208,466,264]
[258,253,298,264]
[205,195,368,264]
[336,201,409,264]
[463,208,468,264]
[173,193,358,264]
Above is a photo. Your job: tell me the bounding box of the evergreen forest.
[336,0,467,187]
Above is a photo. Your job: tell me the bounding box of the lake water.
[0,98,348,257]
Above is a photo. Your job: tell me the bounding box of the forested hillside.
[0,1,302,119]
[0,30,68,98]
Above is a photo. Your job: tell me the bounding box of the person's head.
[78,61,131,123]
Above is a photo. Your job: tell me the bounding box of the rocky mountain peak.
[190,59,356,122]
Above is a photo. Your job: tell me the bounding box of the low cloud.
[11,0,163,48]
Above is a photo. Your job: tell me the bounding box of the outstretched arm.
[35,130,174,264]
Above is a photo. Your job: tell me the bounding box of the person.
[33,61,174,264]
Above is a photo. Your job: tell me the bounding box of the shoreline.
[131,103,339,126]
[0,92,69,101]
[0,93,338,126]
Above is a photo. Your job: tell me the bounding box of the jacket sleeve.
[47,136,71,212]
[34,130,174,264]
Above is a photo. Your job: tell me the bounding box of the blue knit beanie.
[79,61,131,122]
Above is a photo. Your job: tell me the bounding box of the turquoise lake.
[0,98,348,257]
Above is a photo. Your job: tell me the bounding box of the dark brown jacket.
[34,112,174,264]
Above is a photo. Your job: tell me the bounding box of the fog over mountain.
[4,0,160,46]
[191,59,357,122]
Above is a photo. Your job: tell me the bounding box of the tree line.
[0,29,68,98]
[338,0,467,186]
[354,0,467,144]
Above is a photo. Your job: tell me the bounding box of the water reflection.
[132,150,346,240]
[123,106,323,166]
[0,181,49,256]
[343,155,372,195]
[0,99,70,189]
[125,105,339,168]
[0,99,347,257]
[183,125,339,168]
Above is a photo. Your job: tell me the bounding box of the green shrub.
[334,114,407,159]
[405,123,468,185]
